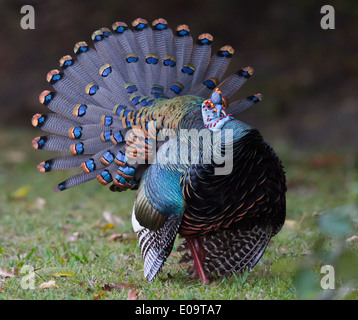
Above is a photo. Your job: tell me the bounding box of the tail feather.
[215,66,254,99]
[92,28,129,80]
[190,33,213,88]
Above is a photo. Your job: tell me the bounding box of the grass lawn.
[0,127,357,300]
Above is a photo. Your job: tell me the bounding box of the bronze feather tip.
[112,21,128,32]
[59,55,73,68]
[37,161,46,173]
[197,33,213,45]
[243,66,254,74]
[219,45,234,55]
[38,90,52,105]
[132,18,148,29]
[236,66,254,79]
[250,93,263,103]
[91,29,104,41]
[31,113,42,127]
[73,41,88,55]
[31,136,41,149]
[176,24,190,35]
[53,183,65,192]
[46,69,62,84]
[152,18,168,28]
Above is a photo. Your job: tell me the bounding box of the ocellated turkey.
[32,18,286,284]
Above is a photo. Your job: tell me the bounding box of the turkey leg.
[186,237,209,285]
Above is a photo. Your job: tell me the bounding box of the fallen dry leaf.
[280,248,289,254]
[346,235,358,243]
[36,197,46,210]
[0,268,14,278]
[12,266,19,277]
[109,233,137,242]
[9,186,31,201]
[284,219,297,229]
[170,252,181,258]
[39,279,59,289]
[102,223,115,233]
[127,288,137,300]
[102,282,135,292]
[103,211,124,225]
[308,154,343,169]
[93,290,106,300]
[67,232,80,242]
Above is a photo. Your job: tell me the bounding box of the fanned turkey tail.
[31,18,262,194]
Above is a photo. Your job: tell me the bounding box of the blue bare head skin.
[201,88,233,131]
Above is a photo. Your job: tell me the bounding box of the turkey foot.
[186,237,209,285]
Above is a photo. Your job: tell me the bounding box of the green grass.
[0,128,357,300]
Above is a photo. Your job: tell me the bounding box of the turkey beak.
[220,109,227,117]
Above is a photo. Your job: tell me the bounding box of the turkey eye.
[203,100,215,110]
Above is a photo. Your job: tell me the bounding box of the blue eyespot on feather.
[114,175,127,185]
[42,160,52,172]
[114,151,127,166]
[163,56,176,67]
[132,18,148,31]
[113,104,127,115]
[197,33,213,46]
[152,18,168,30]
[100,151,115,166]
[85,84,99,96]
[37,160,52,173]
[31,114,47,128]
[97,170,113,185]
[118,166,135,177]
[32,136,48,150]
[74,41,89,55]
[170,82,184,94]
[182,64,195,75]
[217,45,234,58]
[59,55,74,70]
[69,126,82,139]
[100,130,112,142]
[39,90,55,105]
[176,25,190,37]
[139,97,148,106]
[100,64,112,77]
[111,131,123,144]
[73,104,87,117]
[130,95,140,106]
[126,53,138,63]
[47,70,63,85]
[125,83,137,93]
[71,142,84,155]
[112,22,129,34]
[146,54,159,64]
[56,182,66,192]
[101,115,113,126]
[237,67,254,79]
[203,78,219,89]
[82,158,95,173]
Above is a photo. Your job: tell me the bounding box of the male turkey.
[32,18,286,284]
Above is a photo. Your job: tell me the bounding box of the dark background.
[1,0,357,151]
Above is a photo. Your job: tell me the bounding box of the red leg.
[186,237,209,285]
